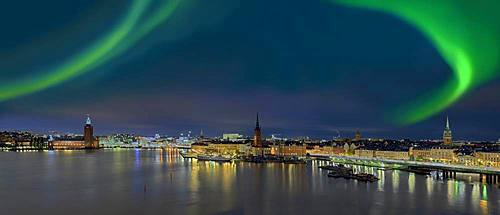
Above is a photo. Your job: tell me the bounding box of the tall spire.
[443,116,452,145]
[86,114,92,125]
[256,112,260,129]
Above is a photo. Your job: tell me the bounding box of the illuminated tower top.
[86,114,92,125]
[84,115,97,148]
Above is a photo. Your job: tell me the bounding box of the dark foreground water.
[0,149,498,215]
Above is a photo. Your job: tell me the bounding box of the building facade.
[475,152,500,167]
[50,115,99,150]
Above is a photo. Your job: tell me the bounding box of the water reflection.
[408,173,415,194]
[0,150,498,215]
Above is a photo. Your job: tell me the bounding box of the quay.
[311,154,500,183]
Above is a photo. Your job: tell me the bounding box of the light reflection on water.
[0,149,498,215]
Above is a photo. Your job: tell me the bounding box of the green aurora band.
[2,0,499,125]
[0,0,181,102]
[330,0,500,124]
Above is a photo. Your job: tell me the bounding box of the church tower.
[443,116,452,145]
[253,113,262,147]
[354,130,361,141]
[84,115,96,148]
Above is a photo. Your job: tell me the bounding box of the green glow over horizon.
[0,0,181,102]
[330,0,500,124]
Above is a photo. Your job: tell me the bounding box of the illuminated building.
[49,115,99,150]
[222,133,243,140]
[50,140,87,150]
[354,149,409,160]
[273,144,307,158]
[354,149,375,158]
[474,152,500,167]
[307,146,346,156]
[443,116,453,145]
[253,113,262,147]
[374,150,409,160]
[192,142,249,157]
[84,115,99,148]
[412,147,457,162]
[249,113,270,156]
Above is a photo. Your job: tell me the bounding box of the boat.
[179,150,198,159]
[197,155,232,162]
[319,164,353,172]
[323,164,379,182]
[354,173,379,182]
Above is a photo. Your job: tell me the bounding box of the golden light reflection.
[391,170,399,193]
[221,162,236,194]
[471,184,480,210]
[446,180,457,206]
[377,169,385,192]
[479,200,489,215]
[408,173,415,194]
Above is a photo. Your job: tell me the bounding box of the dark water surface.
[0,149,498,215]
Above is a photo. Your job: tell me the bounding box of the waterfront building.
[49,115,99,150]
[191,142,250,157]
[354,149,375,158]
[307,145,345,156]
[374,150,409,160]
[0,131,48,150]
[273,144,307,158]
[457,155,479,166]
[474,152,500,167]
[50,140,87,150]
[354,149,409,160]
[84,115,99,149]
[443,116,453,145]
[412,147,457,163]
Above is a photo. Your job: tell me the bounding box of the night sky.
[0,0,499,140]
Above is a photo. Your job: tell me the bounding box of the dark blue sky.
[1,0,499,140]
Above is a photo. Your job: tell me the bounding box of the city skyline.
[2,1,500,214]
[3,114,497,143]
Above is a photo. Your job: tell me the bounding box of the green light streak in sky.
[330,0,500,124]
[0,0,181,102]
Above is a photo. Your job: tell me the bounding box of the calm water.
[0,149,498,215]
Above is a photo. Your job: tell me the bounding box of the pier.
[312,154,500,183]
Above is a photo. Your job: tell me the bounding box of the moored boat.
[197,155,232,162]
[179,150,198,158]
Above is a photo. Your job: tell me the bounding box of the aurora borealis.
[0,0,181,101]
[330,0,500,125]
[1,0,499,139]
